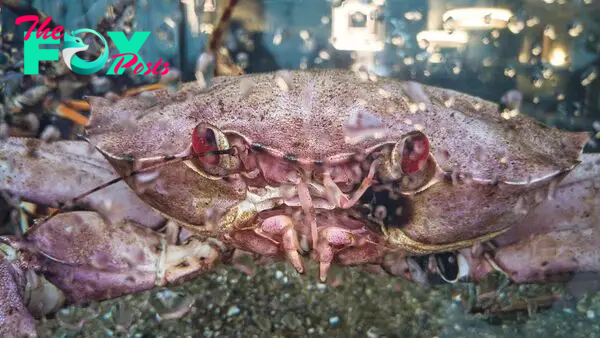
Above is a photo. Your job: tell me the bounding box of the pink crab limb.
[316,227,356,282]
[297,180,319,250]
[0,259,37,338]
[257,215,304,273]
[3,211,220,306]
[0,138,165,229]
[322,159,379,209]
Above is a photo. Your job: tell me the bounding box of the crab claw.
[4,211,221,307]
[465,154,600,284]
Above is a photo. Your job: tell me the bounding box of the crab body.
[83,69,587,279]
[1,70,599,335]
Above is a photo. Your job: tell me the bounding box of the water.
[1,0,600,337]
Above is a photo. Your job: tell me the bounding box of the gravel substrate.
[37,261,600,337]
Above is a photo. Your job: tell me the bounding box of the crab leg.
[296,180,319,250]
[256,215,304,273]
[0,137,164,229]
[316,227,357,282]
[0,258,37,338]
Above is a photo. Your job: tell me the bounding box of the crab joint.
[218,200,259,233]
[157,238,221,285]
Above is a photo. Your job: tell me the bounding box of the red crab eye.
[192,124,220,165]
[401,132,430,174]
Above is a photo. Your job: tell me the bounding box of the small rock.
[24,113,39,133]
[366,327,381,338]
[281,311,301,329]
[0,123,8,140]
[40,125,61,142]
[328,315,341,327]
[253,315,271,332]
[226,305,240,317]
[587,310,596,319]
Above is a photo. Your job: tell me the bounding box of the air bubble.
[391,35,405,47]
[275,70,293,92]
[581,67,597,86]
[239,78,256,99]
[544,25,556,40]
[504,66,516,78]
[451,62,462,75]
[159,68,182,93]
[273,28,283,46]
[236,52,249,69]
[513,196,528,216]
[443,17,457,33]
[501,90,523,111]
[195,53,215,89]
[404,11,422,22]
[299,30,311,41]
[150,289,195,321]
[403,82,431,106]
[156,21,176,49]
[526,17,540,27]
[568,21,584,37]
[507,16,524,34]
[134,170,160,194]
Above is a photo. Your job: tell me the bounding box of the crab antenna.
[24,148,232,235]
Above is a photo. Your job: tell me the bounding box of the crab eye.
[188,122,239,178]
[382,131,431,179]
[379,131,437,192]
[400,131,430,174]
[192,123,220,165]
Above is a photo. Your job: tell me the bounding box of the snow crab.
[1,69,599,335]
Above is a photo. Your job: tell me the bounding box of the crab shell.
[84,69,588,253]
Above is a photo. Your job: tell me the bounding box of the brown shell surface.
[86,69,587,183]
